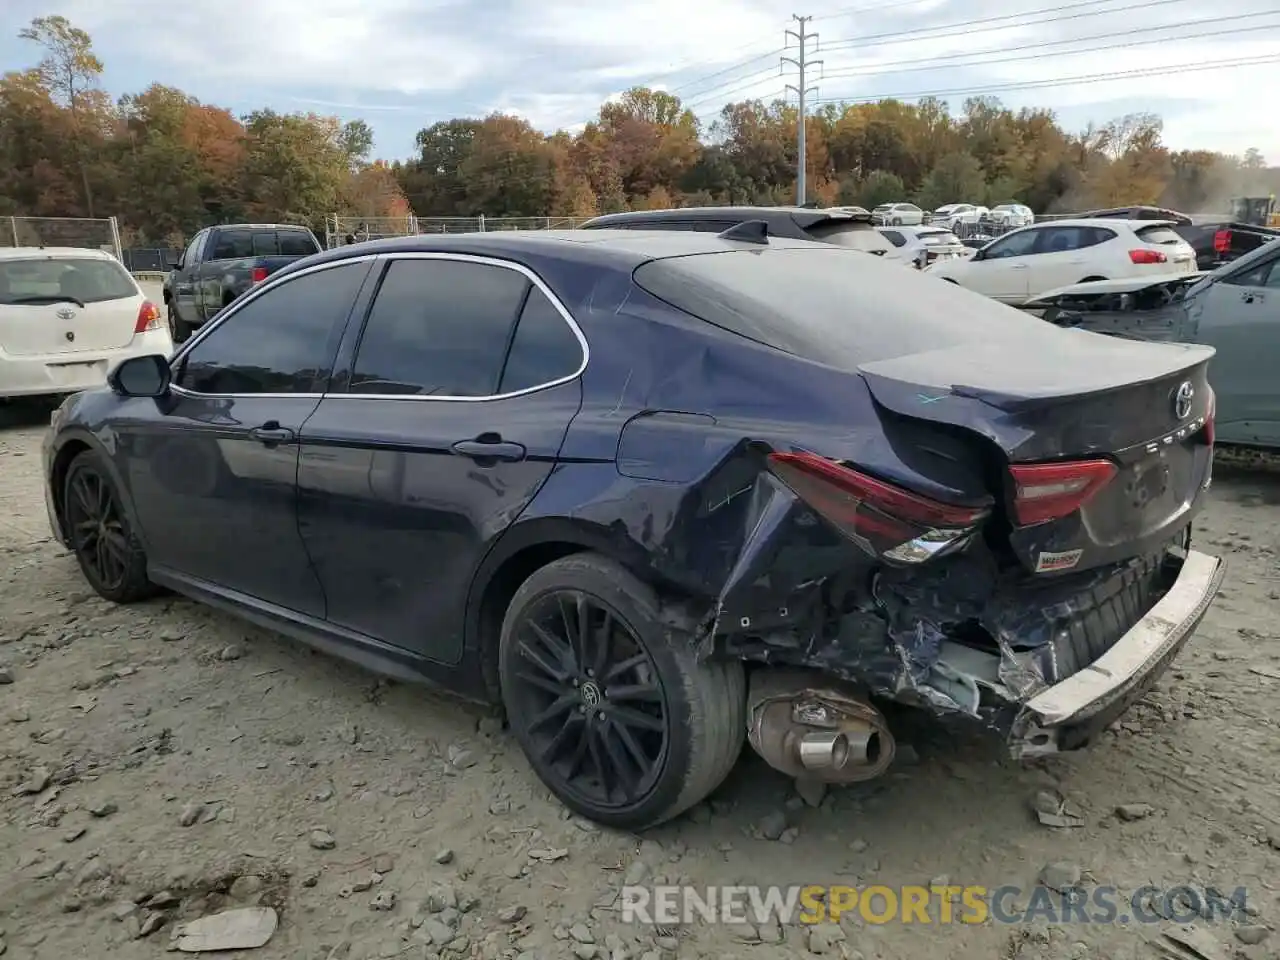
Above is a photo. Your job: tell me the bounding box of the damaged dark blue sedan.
[42,227,1225,830]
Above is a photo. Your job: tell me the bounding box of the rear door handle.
[1010,264,1029,269]
[452,434,526,462]
[249,421,295,445]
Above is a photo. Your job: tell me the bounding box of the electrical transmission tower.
[782,14,822,206]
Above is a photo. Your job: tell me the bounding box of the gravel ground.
[1,402,1279,960]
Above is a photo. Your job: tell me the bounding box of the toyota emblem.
[1173,381,1194,420]
[56,307,76,320]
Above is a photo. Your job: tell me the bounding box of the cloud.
[1,0,1277,160]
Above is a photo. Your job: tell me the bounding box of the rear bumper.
[0,330,174,399]
[1008,549,1224,759]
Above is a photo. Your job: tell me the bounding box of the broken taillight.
[767,451,989,563]
[1008,459,1117,527]
[1204,386,1215,445]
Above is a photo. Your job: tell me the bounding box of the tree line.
[2,15,1276,247]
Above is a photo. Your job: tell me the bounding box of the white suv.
[989,204,1034,229]
[870,202,924,226]
[924,219,1199,305]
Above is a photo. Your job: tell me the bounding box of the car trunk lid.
[857,335,1215,575]
[0,256,143,357]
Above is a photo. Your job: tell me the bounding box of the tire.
[171,308,195,344]
[498,553,746,830]
[891,218,902,226]
[63,450,157,604]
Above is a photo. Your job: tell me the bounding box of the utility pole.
[782,14,822,206]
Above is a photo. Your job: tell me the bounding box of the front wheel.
[499,553,745,830]
[63,450,158,604]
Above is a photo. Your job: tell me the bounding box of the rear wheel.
[63,450,157,604]
[498,553,745,830]
[891,217,903,226]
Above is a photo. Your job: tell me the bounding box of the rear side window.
[210,230,253,260]
[806,222,892,254]
[497,288,584,394]
[633,246,1067,367]
[880,230,906,247]
[349,259,529,396]
[279,231,320,256]
[1135,225,1184,245]
[0,257,137,305]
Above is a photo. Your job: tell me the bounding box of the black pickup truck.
[1079,205,1278,271]
[165,223,323,342]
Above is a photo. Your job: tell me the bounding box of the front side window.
[176,262,368,395]
[983,229,1040,259]
[880,230,906,247]
[348,259,530,397]
[182,231,206,267]
[1224,256,1280,289]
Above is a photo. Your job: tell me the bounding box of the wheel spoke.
[529,692,577,731]
[538,711,583,765]
[102,529,130,563]
[608,705,665,733]
[517,636,569,685]
[94,474,111,516]
[604,653,647,682]
[71,475,95,519]
[600,721,641,799]
[527,619,576,675]
[592,610,613,678]
[611,717,652,773]
[586,724,610,797]
[604,682,662,703]
[513,667,562,697]
[557,593,590,670]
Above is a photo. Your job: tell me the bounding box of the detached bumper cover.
[1008,549,1224,758]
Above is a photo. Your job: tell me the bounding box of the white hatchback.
[924,219,1199,305]
[0,248,173,400]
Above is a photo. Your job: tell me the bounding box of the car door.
[959,228,1040,301]
[1188,251,1280,445]
[1028,225,1113,295]
[119,258,375,615]
[296,254,586,664]
[171,230,207,326]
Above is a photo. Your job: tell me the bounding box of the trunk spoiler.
[857,338,1214,421]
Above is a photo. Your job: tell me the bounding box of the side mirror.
[970,249,985,261]
[108,355,172,398]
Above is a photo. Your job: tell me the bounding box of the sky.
[2,0,1278,164]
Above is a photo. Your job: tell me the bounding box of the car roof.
[270,228,827,280]
[581,205,872,228]
[0,246,115,260]
[1022,218,1178,229]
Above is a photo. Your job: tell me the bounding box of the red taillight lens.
[1204,386,1215,445]
[134,300,162,334]
[250,266,268,284]
[1213,230,1231,254]
[1008,460,1117,527]
[1128,249,1167,265]
[767,451,989,562]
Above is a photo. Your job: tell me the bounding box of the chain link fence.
[324,214,589,248]
[2,216,123,260]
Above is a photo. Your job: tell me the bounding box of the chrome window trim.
[168,251,589,404]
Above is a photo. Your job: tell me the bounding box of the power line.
[805,54,1280,107]
[816,16,1280,83]
[678,0,1198,112]
[783,15,822,205]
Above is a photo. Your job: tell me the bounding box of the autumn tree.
[19,15,106,216]
[918,152,986,210]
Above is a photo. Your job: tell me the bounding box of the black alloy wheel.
[506,589,669,810]
[499,553,746,830]
[63,451,155,603]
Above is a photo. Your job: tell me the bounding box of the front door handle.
[1242,291,1264,304]
[249,421,295,445]
[1010,263,1029,269]
[452,434,526,462]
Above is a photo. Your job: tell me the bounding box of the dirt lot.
[1,403,1278,960]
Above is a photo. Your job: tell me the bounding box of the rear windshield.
[1135,225,1184,245]
[632,246,1055,367]
[0,257,136,305]
[279,230,320,256]
[805,221,892,254]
